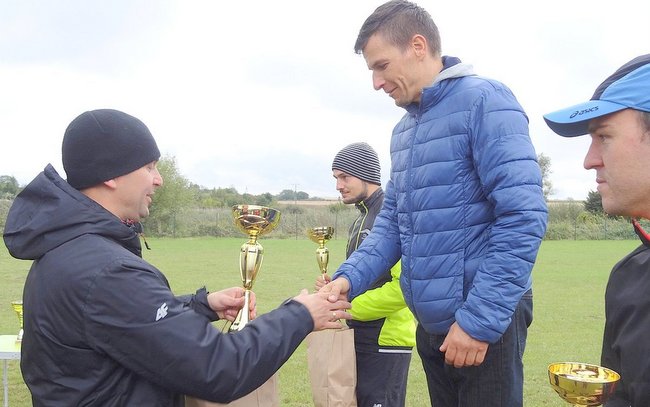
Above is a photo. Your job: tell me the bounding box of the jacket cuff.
[190,286,219,322]
[281,298,314,332]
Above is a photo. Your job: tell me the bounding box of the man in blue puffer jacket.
[320,1,547,406]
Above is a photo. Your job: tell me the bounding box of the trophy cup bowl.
[307,226,334,276]
[11,300,23,342]
[548,362,620,406]
[229,205,281,332]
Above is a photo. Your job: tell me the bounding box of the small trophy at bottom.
[307,226,334,277]
[11,300,23,342]
[548,362,620,406]
[229,204,281,332]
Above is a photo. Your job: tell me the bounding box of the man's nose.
[583,140,602,170]
[372,71,385,91]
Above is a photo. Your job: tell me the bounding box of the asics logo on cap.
[570,106,598,119]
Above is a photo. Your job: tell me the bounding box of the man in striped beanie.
[331,142,382,202]
[327,142,416,407]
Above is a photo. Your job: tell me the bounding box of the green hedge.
[2,198,648,241]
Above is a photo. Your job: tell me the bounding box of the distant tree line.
[1,154,647,240]
[0,156,337,237]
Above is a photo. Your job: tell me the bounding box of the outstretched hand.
[292,289,352,331]
[316,276,351,303]
[207,287,256,322]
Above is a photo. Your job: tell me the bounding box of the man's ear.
[411,34,427,59]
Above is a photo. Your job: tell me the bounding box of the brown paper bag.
[184,372,279,407]
[306,326,357,407]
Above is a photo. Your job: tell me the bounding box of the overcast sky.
[1,1,649,200]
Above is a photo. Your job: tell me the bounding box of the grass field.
[0,237,640,406]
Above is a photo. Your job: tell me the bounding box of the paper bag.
[306,327,357,407]
[185,372,279,407]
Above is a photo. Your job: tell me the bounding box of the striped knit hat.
[332,142,381,185]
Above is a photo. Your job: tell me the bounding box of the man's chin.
[602,201,623,217]
[394,98,410,108]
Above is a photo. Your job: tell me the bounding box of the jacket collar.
[3,164,142,260]
[405,55,476,115]
[355,188,384,214]
[632,218,650,247]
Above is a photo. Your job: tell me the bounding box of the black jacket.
[345,188,391,289]
[601,234,650,407]
[3,164,313,406]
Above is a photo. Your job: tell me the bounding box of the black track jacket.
[601,234,650,407]
[3,164,312,406]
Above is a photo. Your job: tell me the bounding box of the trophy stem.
[230,239,263,332]
[229,289,251,332]
[316,246,330,275]
[247,233,259,245]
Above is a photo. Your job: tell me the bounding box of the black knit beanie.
[332,142,381,186]
[62,109,161,190]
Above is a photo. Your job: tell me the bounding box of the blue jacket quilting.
[334,57,547,343]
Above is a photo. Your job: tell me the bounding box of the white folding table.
[0,335,20,407]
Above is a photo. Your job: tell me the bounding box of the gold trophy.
[229,204,281,332]
[11,300,23,342]
[548,362,620,406]
[307,226,334,277]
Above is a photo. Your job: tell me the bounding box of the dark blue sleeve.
[85,259,313,403]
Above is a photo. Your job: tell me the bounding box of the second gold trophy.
[307,226,334,278]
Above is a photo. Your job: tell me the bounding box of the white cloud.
[2,0,649,200]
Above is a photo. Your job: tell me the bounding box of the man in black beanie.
[3,108,352,406]
[62,109,162,190]
[322,142,415,407]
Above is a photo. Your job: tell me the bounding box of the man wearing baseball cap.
[544,54,650,406]
[3,109,352,406]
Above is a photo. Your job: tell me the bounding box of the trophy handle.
[316,246,329,275]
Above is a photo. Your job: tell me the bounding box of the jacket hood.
[434,55,475,84]
[3,164,140,260]
[404,55,476,115]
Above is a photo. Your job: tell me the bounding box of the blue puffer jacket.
[334,57,547,344]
